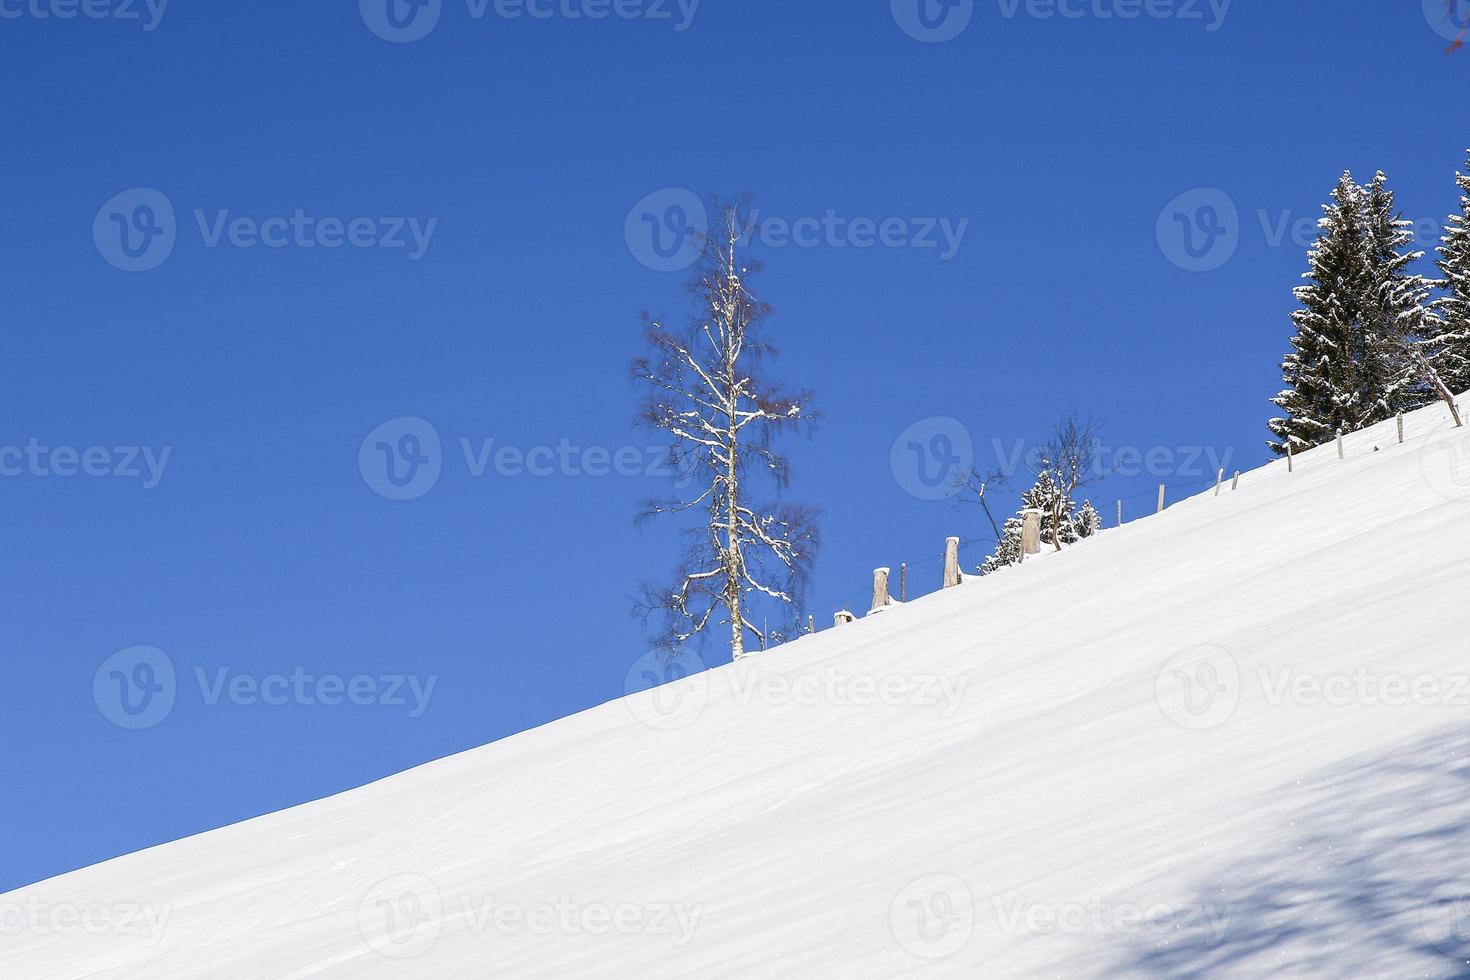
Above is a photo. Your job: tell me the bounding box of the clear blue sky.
[2,0,1466,892]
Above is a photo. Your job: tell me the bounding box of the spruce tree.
[1074,500,1102,540]
[1432,152,1470,393]
[1269,172,1423,455]
[1359,172,1432,411]
[981,514,1023,575]
[980,470,1080,574]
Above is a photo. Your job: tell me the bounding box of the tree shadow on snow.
[1100,727,1470,979]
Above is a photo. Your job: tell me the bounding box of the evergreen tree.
[1269,172,1424,455]
[1432,152,1470,393]
[981,513,1023,575]
[1359,172,1432,410]
[1074,500,1102,540]
[980,470,1080,574]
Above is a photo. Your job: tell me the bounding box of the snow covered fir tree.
[1268,171,1431,455]
[981,471,1101,575]
[1431,151,1470,393]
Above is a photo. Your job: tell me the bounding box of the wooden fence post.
[900,563,907,602]
[1336,428,1344,459]
[1021,509,1043,556]
[1116,499,1123,528]
[1214,469,1224,496]
[1157,484,1166,513]
[1287,442,1294,473]
[1231,471,1240,491]
[869,567,893,615]
[1397,414,1405,444]
[943,537,962,589]
[807,615,814,635]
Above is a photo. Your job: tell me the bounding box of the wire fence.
[794,474,1228,639]
[785,402,1462,646]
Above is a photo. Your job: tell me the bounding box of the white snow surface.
[10,400,1470,978]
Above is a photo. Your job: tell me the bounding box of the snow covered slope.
[10,400,1470,979]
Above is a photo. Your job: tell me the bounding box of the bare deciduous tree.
[951,464,1010,544]
[1035,412,1103,551]
[1406,339,1464,427]
[632,197,819,661]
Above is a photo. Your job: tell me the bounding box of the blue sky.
[2,0,1467,891]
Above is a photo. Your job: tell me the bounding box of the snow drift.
[8,398,1470,978]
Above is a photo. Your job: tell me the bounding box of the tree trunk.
[725,287,745,661]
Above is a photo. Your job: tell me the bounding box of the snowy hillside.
[9,399,1470,978]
